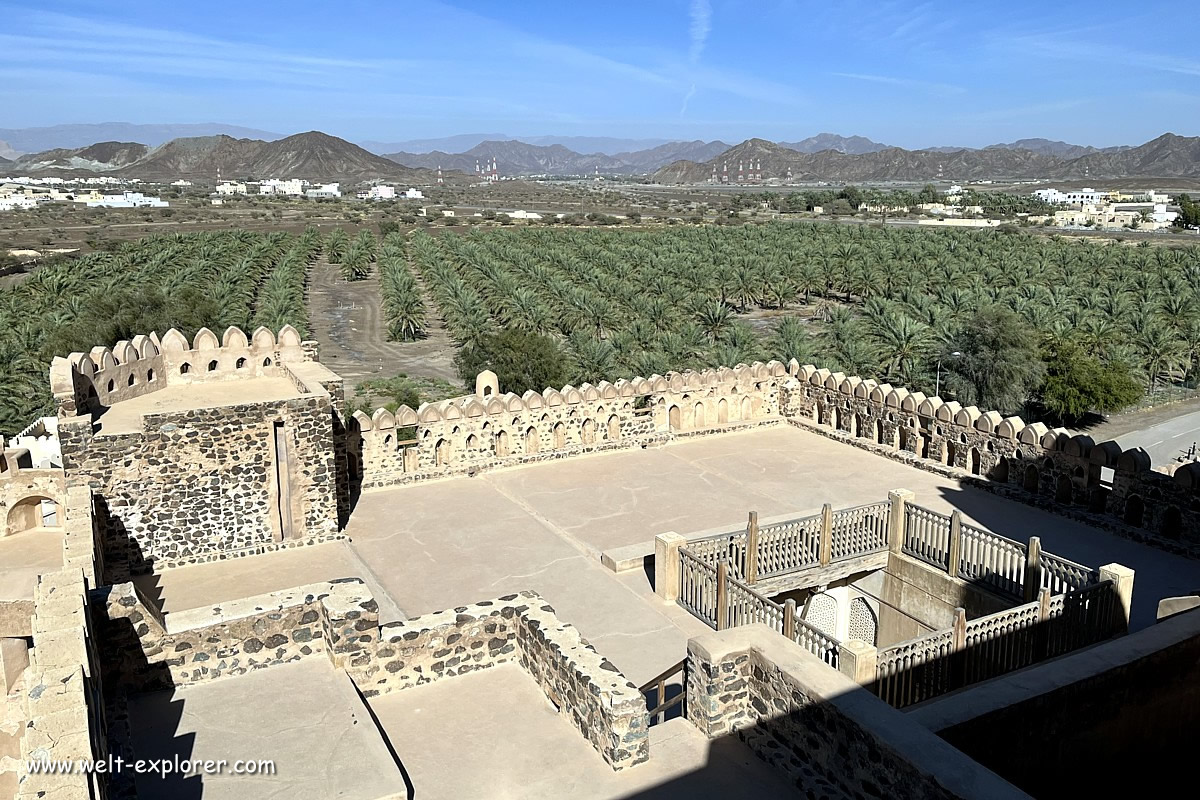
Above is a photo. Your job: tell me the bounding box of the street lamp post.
[935,351,962,397]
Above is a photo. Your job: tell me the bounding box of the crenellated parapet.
[349,361,792,488]
[49,324,310,417]
[782,362,1200,550]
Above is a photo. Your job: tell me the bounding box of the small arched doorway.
[970,448,982,475]
[607,415,621,441]
[741,395,753,421]
[1162,506,1183,540]
[693,402,706,429]
[434,438,451,466]
[581,419,595,445]
[668,405,681,431]
[1055,474,1073,504]
[495,430,510,457]
[717,398,729,424]
[945,441,957,468]
[1023,465,1040,493]
[7,496,59,536]
[993,457,1010,483]
[1124,495,1145,527]
[525,427,540,454]
[553,422,566,449]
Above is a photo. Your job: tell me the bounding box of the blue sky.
[1,0,1196,147]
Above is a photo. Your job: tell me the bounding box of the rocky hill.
[779,133,890,155]
[1049,133,1200,179]
[654,133,1199,183]
[12,141,149,172]
[984,138,1130,159]
[386,138,729,176]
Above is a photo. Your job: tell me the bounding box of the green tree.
[454,328,570,394]
[942,306,1045,413]
[1038,340,1142,423]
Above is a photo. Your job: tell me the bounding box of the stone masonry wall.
[352,361,790,490]
[348,591,649,770]
[686,627,1030,800]
[97,578,375,692]
[59,388,340,577]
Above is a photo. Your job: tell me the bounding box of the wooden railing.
[1041,551,1099,595]
[640,658,686,726]
[903,504,952,569]
[874,579,1119,708]
[678,548,719,628]
[874,627,956,708]
[756,515,822,578]
[830,501,890,560]
[957,521,1027,599]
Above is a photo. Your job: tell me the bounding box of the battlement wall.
[49,324,310,417]
[783,362,1200,553]
[351,361,789,488]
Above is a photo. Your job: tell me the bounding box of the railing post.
[783,598,796,640]
[887,488,913,556]
[1024,536,1042,602]
[947,510,963,578]
[746,511,759,584]
[716,561,729,631]
[838,639,878,686]
[950,606,967,689]
[654,531,687,602]
[819,503,833,566]
[1099,563,1135,636]
[1036,586,1052,660]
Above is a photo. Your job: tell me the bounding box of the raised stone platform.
[95,377,305,436]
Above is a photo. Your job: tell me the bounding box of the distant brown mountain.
[12,141,149,172]
[10,131,444,182]
[653,133,1199,183]
[386,138,730,176]
[123,131,430,181]
[1049,133,1200,179]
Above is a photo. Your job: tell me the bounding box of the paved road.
[1084,400,1200,466]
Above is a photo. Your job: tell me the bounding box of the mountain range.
[653,133,1200,183]
[6,132,436,182]
[383,139,730,176]
[361,134,672,155]
[0,123,283,155]
[3,127,1197,183]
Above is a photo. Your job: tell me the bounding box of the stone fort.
[0,324,1196,799]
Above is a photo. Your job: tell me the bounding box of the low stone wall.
[686,626,1030,800]
[97,577,377,692]
[16,567,107,800]
[350,591,649,770]
[909,608,1200,796]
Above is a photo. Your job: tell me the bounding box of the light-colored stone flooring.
[125,658,407,800]
[0,529,63,601]
[368,662,800,800]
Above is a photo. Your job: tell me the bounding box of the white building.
[358,185,396,201]
[305,183,340,199]
[404,188,424,200]
[85,192,168,209]
[215,181,248,196]
[0,195,38,211]
[171,180,193,187]
[1034,187,1109,205]
[508,210,542,220]
[259,178,306,196]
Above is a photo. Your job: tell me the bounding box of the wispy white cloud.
[688,0,712,64]
[958,98,1095,123]
[832,72,965,96]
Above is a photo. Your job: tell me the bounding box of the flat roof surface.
[369,663,801,800]
[96,377,305,436]
[0,529,64,602]
[143,425,1200,689]
[125,658,407,800]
